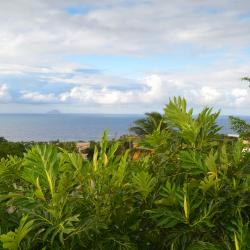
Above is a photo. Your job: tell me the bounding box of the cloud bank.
[0,0,249,113]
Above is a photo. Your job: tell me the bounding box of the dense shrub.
[0,97,250,249]
[0,139,77,159]
[0,140,26,159]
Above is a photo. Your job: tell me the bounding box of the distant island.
[46,109,61,114]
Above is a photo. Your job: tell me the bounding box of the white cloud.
[27,64,248,112]
[59,86,125,104]
[231,88,250,107]
[21,91,57,103]
[231,88,248,98]
[58,74,165,105]
[189,86,222,106]
[0,84,11,102]
[59,85,136,105]
[142,75,164,102]
[0,62,247,115]
[0,60,242,114]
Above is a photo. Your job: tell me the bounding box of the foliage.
[0,215,34,250]
[229,77,250,139]
[0,138,77,159]
[164,97,221,150]
[0,97,250,249]
[241,76,250,87]
[129,112,166,136]
[0,140,26,159]
[229,116,250,139]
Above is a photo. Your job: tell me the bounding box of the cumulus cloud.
[47,63,250,111]
[58,75,163,104]
[18,74,165,105]
[21,91,57,103]
[231,88,250,107]
[0,84,11,102]
[189,86,222,106]
[231,88,248,98]
[19,65,248,111]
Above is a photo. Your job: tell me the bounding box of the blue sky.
[0,0,250,114]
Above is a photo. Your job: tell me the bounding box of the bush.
[0,140,26,159]
[0,97,250,249]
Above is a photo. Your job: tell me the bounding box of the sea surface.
[0,114,250,142]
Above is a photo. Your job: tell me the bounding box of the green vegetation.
[129,112,166,136]
[0,138,26,159]
[0,97,250,249]
[229,116,250,139]
[0,139,77,159]
[229,77,250,139]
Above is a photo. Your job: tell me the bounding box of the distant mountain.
[46,110,61,114]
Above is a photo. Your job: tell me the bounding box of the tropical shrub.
[0,97,250,249]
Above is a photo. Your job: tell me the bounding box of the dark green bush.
[0,140,26,159]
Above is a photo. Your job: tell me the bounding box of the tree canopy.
[129,111,167,136]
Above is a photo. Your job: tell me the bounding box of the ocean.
[0,114,249,142]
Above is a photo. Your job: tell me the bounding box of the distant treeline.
[0,137,77,158]
[0,136,133,160]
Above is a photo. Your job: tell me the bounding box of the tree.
[0,137,7,142]
[129,112,166,136]
[229,116,250,139]
[229,77,250,138]
[241,76,250,86]
[0,140,26,158]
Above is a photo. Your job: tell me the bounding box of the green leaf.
[187,241,221,250]
[180,151,207,174]
[0,215,34,250]
[132,171,156,200]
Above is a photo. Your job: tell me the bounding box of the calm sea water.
[0,114,143,142]
[0,114,249,142]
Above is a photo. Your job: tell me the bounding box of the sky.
[0,0,250,114]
